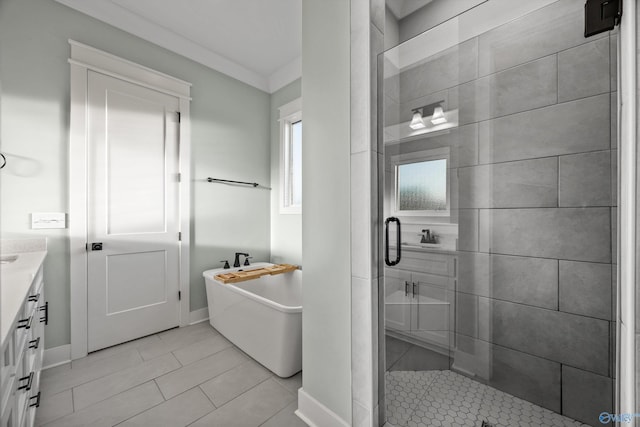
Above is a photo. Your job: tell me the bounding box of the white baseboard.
[189,307,209,325]
[43,344,71,369]
[296,388,350,427]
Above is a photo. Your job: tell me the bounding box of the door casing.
[68,40,192,360]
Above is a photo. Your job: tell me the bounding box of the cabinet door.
[410,272,453,349]
[1,400,14,427]
[384,269,412,331]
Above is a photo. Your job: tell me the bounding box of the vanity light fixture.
[409,108,426,130]
[430,106,447,125]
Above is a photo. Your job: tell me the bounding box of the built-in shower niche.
[382,0,616,425]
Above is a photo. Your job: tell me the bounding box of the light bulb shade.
[409,110,426,130]
[430,106,447,125]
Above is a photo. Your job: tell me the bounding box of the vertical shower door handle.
[385,217,401,266]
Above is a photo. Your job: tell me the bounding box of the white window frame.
[279,98,302,214]
[390,147,450,217]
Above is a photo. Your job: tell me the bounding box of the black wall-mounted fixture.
[585,0,622,38]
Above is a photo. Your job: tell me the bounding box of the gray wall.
[302,0,352,422]
[270,79,302,266]
[395,0,486,44]
[385,1,615,424]
[0,0,271,348]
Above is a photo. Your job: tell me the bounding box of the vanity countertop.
[389,244,458,255]
[1,239,47,344]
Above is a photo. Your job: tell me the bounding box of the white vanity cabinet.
[1,259,47,427]
[385,248,456,351]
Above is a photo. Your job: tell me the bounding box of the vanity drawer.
[391,251,456,277]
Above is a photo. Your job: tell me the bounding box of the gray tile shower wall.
[386,1,616,424]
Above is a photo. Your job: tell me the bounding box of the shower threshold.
[385,370,591,427]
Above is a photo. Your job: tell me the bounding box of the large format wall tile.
[452,55,558,125]
[457,252,490,297]
[478,94,610,164]
[559,151,612,207]
[488,344,561,413]
[458,157,557,209]
[385,123,478,168]
[492,300,609,375]
[477,0,604,76]
[457,253,557,309]
[456,292,478,338]
[559,261,612,320]
[491,254,558,310]
[486,208,611,263]
[558,37,610,103]
[399,38,478,103]
[458,209,479,252]
[562,366,613,425]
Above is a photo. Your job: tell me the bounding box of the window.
[279,98,302,214]
[392,148,450,216]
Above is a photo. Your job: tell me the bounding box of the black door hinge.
[585,0,622,38]
[178,291,181,301]
[177,112,181,123]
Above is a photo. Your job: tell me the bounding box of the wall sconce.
[409,109,426,130]
[430,106,447,125]
[408,102,448,130]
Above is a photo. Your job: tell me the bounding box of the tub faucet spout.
[234,252,249,267]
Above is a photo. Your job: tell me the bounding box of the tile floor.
[35,322,306,427]
[385,370,591,427]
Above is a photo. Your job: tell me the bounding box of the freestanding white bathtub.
[203,262,302,378]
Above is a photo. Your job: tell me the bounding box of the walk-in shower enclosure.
[380,1,618,425]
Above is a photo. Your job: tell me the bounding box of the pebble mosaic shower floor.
[385,370,591,427]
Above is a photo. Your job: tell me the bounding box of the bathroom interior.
[0,0,638,427]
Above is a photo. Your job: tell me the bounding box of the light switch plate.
[32,212,66,229]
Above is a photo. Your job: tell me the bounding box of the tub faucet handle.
[220,260,230,269]
[244,256,252,266]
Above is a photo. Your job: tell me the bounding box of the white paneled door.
[87,71,181,352]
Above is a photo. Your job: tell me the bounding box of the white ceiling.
[55,0,302,93]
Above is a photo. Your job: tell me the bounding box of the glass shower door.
[381,1,617,426]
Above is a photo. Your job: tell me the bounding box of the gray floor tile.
[260,402,307,427]
[117,387,214,427]
[40,348,143,397]
[72,334,161,370]
[273,371,302,394]
[156,347,247,399]
[73,352,181,410]
[34,389,73,426]
[41,362,71,376]
[45,381,164,427]
[172,333,233,366]
[191,379,295,427]
[138,323,219,361]
[200,359,272,407]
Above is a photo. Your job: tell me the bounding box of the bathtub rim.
[203,262,302,314]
